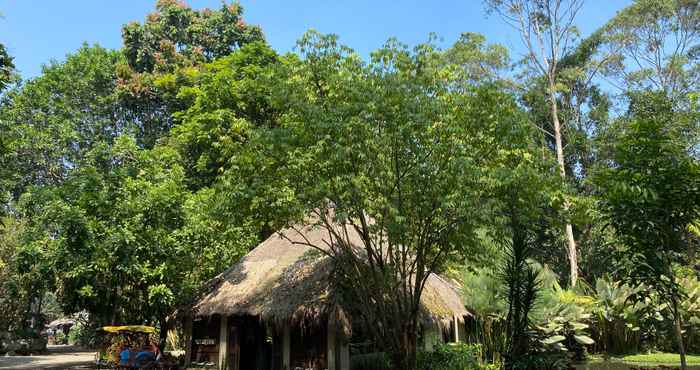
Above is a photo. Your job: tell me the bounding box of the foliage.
[122,0,263,73]
[0,217,52,334]
[463,263,509,363]
[0,45,125,195]
[213,29,534,370]
[601,0,700,104]
[484,0,586,288]
[595,92,700,369]
[501,219,540,370]
[67,322,96,347]
[417,343,496,370]
[0,42,15,92]
[118,0,264,148]
[54,331,67,345]
[534,266,595,362]
[168,41,281,190]
[0,0,266,335]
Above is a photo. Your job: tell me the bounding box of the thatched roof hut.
[190,221,469,330]
[182,220,470,370]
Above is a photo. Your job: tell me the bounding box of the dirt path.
[0,345,95,369]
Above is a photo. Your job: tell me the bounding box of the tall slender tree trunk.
[672,297,688,370]
[548,83,578,287]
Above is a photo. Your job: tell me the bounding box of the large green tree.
[215,31,540,370]
[0,0,267,333]
[0,42,14,92]
[595,92,700,370]
[0,45,126,195]
[119,0,264,148]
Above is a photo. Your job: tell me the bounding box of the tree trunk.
[392,329,417,370]
[548,83,578,287]
[672,297,687,370]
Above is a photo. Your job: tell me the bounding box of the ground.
[0,345,95,370]
[622,352,700,365]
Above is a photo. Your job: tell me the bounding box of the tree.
[0,45,126,195]
[0,41,16,215]
[0,42,14,92]
[221,31,534,370]
[492,144,556,370]
[167,41,281,191]
[119,0,264,148]
[520,31,613,282]
[595,92,700,370]
[485,0,585,287]
[602,0,699,105]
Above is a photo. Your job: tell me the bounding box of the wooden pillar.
[453,314,460,343]
[339,339,349,370]
[327,323,336,370]
[184,315,193,368]
[219,315,228,370]
[282,324,291,370]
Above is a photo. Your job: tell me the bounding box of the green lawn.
[622,353,700,365]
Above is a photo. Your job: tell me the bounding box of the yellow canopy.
[99,325,156,334]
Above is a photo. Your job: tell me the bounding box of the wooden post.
[282,324,291,370]
[184,316,193,368]
[219,315,228,370]
[453,315,459,343]
[327,323,336,370]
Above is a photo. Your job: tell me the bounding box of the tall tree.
[602,0,699,105]
[0,42,14,92]
[485,0,585,286]
[221,31,536,370]
[0,45,126,196]
[595,92,700,370]
[118,0,264,148]
[0,41,16,214]
[521,31,613,281]
[0,0,268,332]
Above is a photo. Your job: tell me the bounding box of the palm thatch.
[189,221,470,332]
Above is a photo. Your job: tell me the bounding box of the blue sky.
[1,0,632,80]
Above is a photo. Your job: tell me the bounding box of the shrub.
[67,322,96,347]
[417,343,495,370]
[54,331,67,345]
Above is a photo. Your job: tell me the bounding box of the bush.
[54,331,67,345]
[67,322,96,347]
[417,343,495,370]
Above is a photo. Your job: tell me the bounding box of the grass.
[621,353,700,365]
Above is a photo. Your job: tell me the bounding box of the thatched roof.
[189,221,470,331]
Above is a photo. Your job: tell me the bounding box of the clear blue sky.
[1,0,632,80]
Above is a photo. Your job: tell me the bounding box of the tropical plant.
[417,343,496,370]
[525,264,593,363]
[594,92,700,369]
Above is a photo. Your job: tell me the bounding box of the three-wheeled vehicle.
[94,325,177,369]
